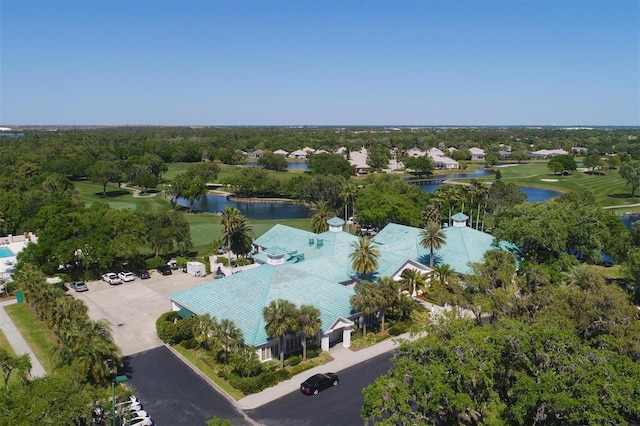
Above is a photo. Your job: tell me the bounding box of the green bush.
[216,257,229,266]
[227,368,293,394]
[181,338,199,349]
[234,258,254,267]
[146,256,166,270]
[388,322,409,336]
[155,311,195,344]
[285,355,301,367]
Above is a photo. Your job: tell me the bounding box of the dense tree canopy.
[362,318,640,425]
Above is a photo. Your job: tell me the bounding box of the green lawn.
[454,162,640,211]
[164,162,307,184]
[0,327,15,353]
[185,213,312,255]
[4,303,57,374]
[72,179,313,256]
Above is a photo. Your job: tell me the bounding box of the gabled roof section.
[170,264,354,346]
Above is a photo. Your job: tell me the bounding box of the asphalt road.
[123,346,252,426]
[245,352,394,426]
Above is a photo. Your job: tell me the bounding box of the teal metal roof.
[171,264,354,346]
[451,212,469,221]
[172,219,516,347]
[327,216,345,226]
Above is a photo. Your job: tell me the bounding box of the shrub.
[155,311,194,344]
[146,256,166,270]
[285,355,301,367]
[234,258,254,267]
[388,322,409,336]
[181,338,199,349]
[216,257,229,266]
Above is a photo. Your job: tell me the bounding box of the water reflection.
[177,195,310,220]
[244,161,309,171]
[620,213,640,229]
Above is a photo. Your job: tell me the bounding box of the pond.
[176,195,311,220]
[620,213,640,230]
[244,161,309,171]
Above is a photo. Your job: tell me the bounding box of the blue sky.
[1,0,638,126]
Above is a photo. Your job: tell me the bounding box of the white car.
[118,271,135,282]
[130,410,149,419]
[102,272,122,285]
[124,416,154,426]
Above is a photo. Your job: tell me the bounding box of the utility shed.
[186,261,206,277]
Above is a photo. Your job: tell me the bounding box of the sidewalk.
[0,299,46,378]
[236,331,422,410]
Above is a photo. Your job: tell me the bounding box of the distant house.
[349,147,370,174]
[302,147,316,154]
[406,147,426,157]
[498,150,512,160]
[247,149,265,159]
[289,149,308,159]
[529,149,569,159]
[427,148,459,169]
[469,147,485,161]
[334,147,348,155]
[273,149,289,156]
[571,147,588,155]
[170,215,516,362]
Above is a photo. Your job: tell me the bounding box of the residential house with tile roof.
[170,215,515,361]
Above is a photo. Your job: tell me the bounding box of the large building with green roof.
[170,214,514,362]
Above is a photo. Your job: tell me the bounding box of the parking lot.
[71,269,214,356]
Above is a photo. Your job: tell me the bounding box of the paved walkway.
[0,299,46,378]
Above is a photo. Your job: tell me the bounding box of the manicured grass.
[73,180,172,213]
[165,162,307,184]
[173,345,245,400]
[455,162,640,211]
[4,303,58,374]
[184,213,312,255]
[0,327,15,353]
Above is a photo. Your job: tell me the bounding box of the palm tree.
[220,206,242,273]
[340,182,358,232]
[431,263,457,288]
[376,277,399,332]
[263,299,299,368]
[350,280,380,336]
[230,217,254,258]
[400,268,427,297]
[349,236,380,280]
[420,221,447,268]
[297,305,321,361]
[310,201,333,234]
[194,313,218,350]
[217,318,244,363]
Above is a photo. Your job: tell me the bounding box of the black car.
[157,265,172,276]
[300,373,339,395]
[136,269,151,279]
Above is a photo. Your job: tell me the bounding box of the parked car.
[300,373,339,395]
[68,280,88,292]
[135,269,150,279]
[130,410,149,419]
[102,273,122,285]
[124,417,154,426]
[117,399,142,412]
[157,265,172,275]
[118,271,135,282]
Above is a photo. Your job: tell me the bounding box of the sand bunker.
[540,178,559,182]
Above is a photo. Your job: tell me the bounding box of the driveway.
[71,269,213,356]
[123,346,252,426]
